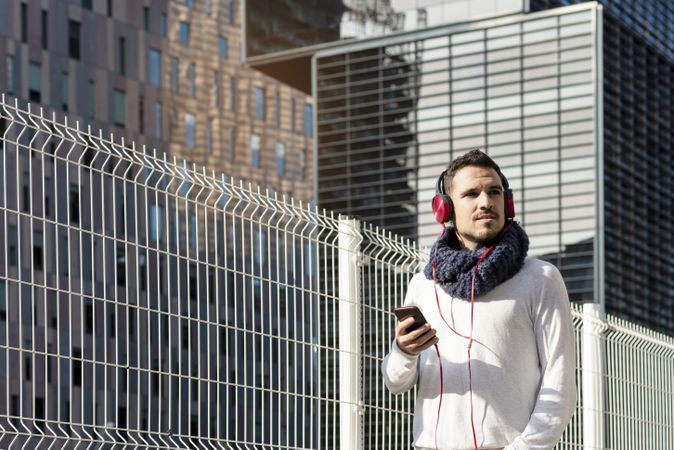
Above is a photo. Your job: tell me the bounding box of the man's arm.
[381,275,437,394]
[506,264,577,450]
[381,317,437,394]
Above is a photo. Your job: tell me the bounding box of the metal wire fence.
[0,96,673,450]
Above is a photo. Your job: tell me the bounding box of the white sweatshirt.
[381,258,576,450]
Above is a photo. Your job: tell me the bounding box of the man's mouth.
[476,214,497,221]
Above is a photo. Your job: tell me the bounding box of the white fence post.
[582,302,605,450]
[338,217,362,450]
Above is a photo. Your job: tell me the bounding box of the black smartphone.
[393,306,428,332]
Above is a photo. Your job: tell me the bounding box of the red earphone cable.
[432,221,515,450]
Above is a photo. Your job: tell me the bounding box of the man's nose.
[477,191,492,209]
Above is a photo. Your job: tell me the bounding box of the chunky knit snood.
[423,222,529,300]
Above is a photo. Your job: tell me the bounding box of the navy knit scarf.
[423,222,529,300]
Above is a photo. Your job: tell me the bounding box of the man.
[382,149,576,450]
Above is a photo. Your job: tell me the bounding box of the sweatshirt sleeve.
[506,264,577,450]
[381,275,420,395]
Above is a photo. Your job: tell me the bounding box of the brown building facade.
[0,0,314,202]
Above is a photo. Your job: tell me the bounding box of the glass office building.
[528,0,674,341]
[310,0,674,334]
[315,3,601,303]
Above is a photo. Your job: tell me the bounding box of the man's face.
[448,165,506,250]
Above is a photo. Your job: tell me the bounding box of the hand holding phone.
[393,306,438,355]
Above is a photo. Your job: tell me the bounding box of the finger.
[416,334,440,352]
[398,328,438,354]
[396,317,417,335]
[406,322,432,339]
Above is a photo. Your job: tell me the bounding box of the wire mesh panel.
[359,225,426,450]
[0,95,341,450]
[0,95,673,450]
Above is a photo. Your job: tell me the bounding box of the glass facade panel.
[112,89,125,127]
[180,21,190,45]
[149,49,161,86]
[316,6,598,301]
[185,113,195,148]
[250,133,260,167]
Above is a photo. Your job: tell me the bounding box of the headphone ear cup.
[432,194,452,223]
[504,189,515,220]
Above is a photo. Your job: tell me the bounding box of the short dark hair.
[443,149,508,193]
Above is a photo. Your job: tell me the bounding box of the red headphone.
[431,168,515,223]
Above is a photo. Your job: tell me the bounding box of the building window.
[155,102,162,138]
[116,246,125,286]
[107,0,113,16]
[69,184,80,223]
[189,214,197,249]
[87,79,95,119]
[138,253,147,291]
[291,98,296,132]
[41,10,48,50]
[118,36,126,75]
[230,77,237,111]
[188,63,196,97]
[185,0,193,7]
[251,133,260,167]
[8,225,17,266]
[22,170,30,212]
[274,92,280,128]
[149,205,164,242]
[180,22,190,45]
[219,36,228,60]
[29,62,41,103]
[227,0,235,24]
[228,128,235,160]
[304,103,313,137]
[300,148,306,180]
[275,141,285,176]
[61,71,68,112]
[68,20,81,60]
[171,57,179,92]
[255,87,265,121]
[21,3,27,43]
[0,280,6,321]
[84,300,93,334]
[60,232,69,276]
[113,89,125,127]
[34,231,43,271]
[139,95,145,133]
[143,6,150,31]
[160,13,167,37]
[185,113,195,149]
[207,119,213,153]
[206,0,212,15]
[82,0,92,10]
[149,49,161,86]
[212,71,219,106]
[6,55,15,95]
